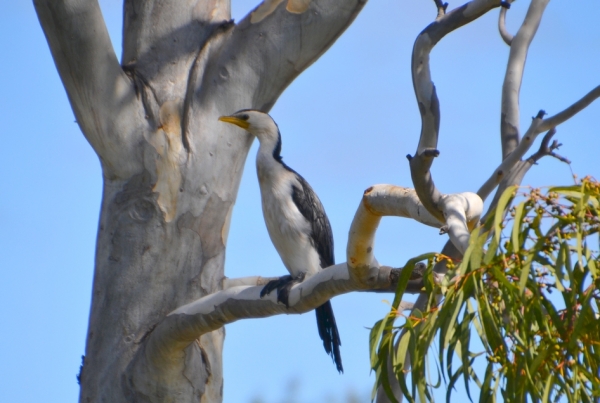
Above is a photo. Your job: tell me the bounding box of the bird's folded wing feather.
[291,175,335,268]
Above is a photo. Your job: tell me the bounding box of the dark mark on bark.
[76,355,85,385]
[122,64,160,129]
[177,193,232,261]
[418,101,427,117]
[181,21,235,153]
[431,84,440,135]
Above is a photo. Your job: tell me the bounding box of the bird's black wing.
[290,173,335,268]
[291,173,343,372]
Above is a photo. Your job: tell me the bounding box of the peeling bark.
[34,0,367,401]
[34,0,599,402]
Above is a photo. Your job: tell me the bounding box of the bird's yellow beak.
[218,115,250,130]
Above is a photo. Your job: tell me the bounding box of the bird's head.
[218,109,279,144]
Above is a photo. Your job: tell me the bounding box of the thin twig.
[433,0,449,19]
[479,110,546,200]
[481,86,600,201]
[526,128,571,164]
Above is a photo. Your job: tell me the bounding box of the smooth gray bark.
[34,1,365,402]
[408,0,501,224]
[377,0,598,401]
[33,0,599,402]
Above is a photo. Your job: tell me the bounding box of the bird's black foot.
[259,273,305,308]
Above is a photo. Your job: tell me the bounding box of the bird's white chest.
[257,161,321,277]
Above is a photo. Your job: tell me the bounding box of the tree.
[368,1,600,401]
[372,180,600,402]
[31,0,598,402]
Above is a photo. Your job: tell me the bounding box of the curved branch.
[479,111,545,200]
[500,0,549,159]
[409,0,502,222]
[498,1,514,45]
[34,0,143,178]
[480,85,600,200]
[362,185,442,228]
[147,263,418,369]
[439,192,483,253]
[350,184,481,264]
[482,128,572,222]
[144,183,463,373]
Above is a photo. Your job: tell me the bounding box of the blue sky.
[1,1,598,402]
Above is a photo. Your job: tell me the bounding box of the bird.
[218,109,343,373]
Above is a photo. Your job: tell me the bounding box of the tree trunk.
[34,1,365,401]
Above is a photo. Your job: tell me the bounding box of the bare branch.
[479,111,545,200]
[500,0,549,159]
[481,160,530,222]
[223,270,429,294]
[146,263,418,370]
[224,265,429,295]
[407,150,445,223]
[409,0,502,222]
[480,85,600,200]
[538,85,600,132]
[433,0,449,19]
[34,0,142,178]
[362,185,442,228]
[145,183,472,370]
[481,129,569,224]
[350,184,481,263]
[223,276,279,289]
[526,128,571,164]
[439,193,483,254]
[498,1,514,45]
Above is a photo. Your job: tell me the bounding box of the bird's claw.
[259,273,304,308]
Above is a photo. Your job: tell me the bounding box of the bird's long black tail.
[315,300,343,373]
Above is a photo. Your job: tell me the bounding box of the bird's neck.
[256,134,290,184]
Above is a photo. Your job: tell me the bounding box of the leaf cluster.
[370,178,600,402]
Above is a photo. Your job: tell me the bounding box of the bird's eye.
[240,114,249,121]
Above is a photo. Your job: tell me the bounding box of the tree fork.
[35,0,366,402]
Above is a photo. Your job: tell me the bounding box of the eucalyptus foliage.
[371,178,600,402]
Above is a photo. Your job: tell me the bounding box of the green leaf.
[511,202,526,254]
[542,375,554,402]
[392,253,437,311]
[493,186,517,244]
[369,319,385,369]
[483,235,499,266]
[518,252,533,295]
[369,180,600,403]
[394,332,411,371]
[378,332,400,403]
